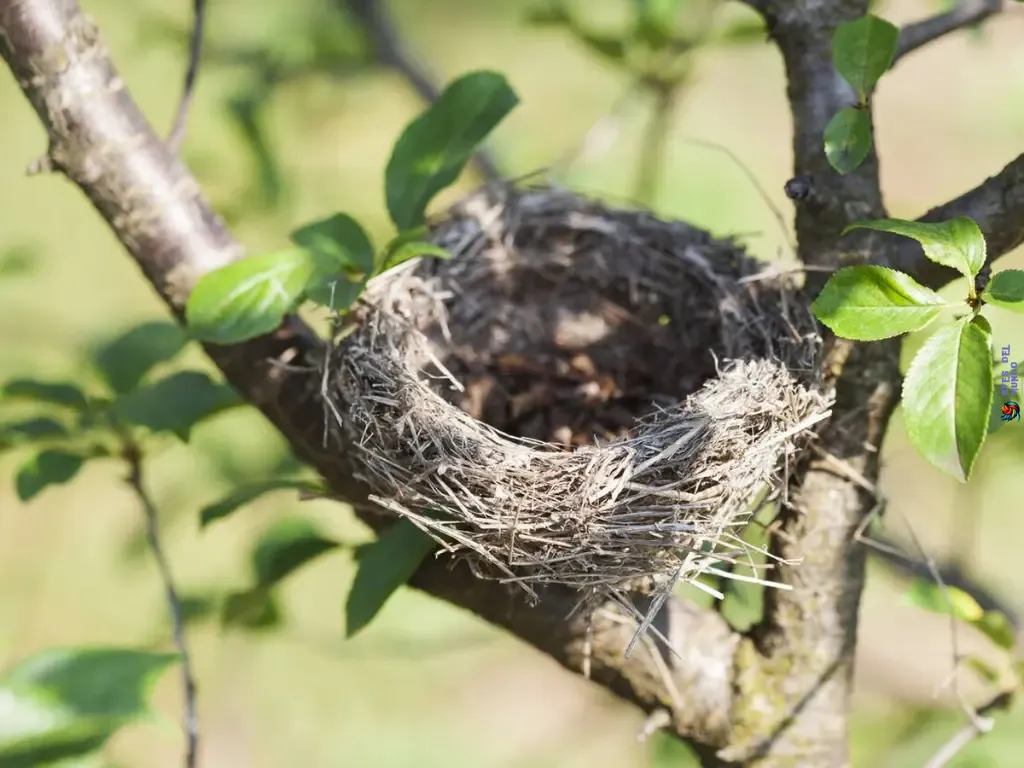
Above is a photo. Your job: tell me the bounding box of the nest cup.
[325,186,830,601]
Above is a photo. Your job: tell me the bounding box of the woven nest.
[324,185,831,605]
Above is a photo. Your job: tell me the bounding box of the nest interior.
[326,186,829,600]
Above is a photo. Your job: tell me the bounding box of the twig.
[167,0,207,153]
[635,85,678,205]
[895,0,1003,64]
[124,442,198,768]
[922,689,1012,768]
[344,0,501,183]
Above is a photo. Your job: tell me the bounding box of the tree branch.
[0,0,735,751]
[894,0,1003,65]
[893,153,1024,290]
[718,3,898,765]
[921,689,1012,768]
[166,0,206,153]
[343,0,502,184]
[123,440,198,768]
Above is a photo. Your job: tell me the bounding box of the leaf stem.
[123,440,198,768]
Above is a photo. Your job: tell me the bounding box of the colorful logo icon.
[1002,401,1021,422]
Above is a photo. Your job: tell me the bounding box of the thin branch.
[0,0,736,750]
[167,0,207,153]
[891,153,1024,290]
[634,86,677,205]
[894,0,1003,65]
[344,0,502,184]
[922,689,1013,768]
[124,442,198,768]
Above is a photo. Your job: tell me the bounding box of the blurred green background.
[2,0,1024,766]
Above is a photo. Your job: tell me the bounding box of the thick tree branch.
[720,3,896,766]
[894,0,1003,65]
[893,153,1024,290]
[0,0,735,751]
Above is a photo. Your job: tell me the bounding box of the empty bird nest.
[322,184,831,607]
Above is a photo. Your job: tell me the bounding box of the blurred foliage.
[3,0,1024,766]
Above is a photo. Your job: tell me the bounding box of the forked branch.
[0,0,733,751]
[893,153,1024,290]
[894,0,1004,65]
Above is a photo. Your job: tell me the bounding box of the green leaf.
[15,450,87,502]
[964,655,1001,685]
[810,266,947,340]
[251,517,340,586]
[289,213,375,277]
[385,71,519,231]
[904,577,984,621]
[982,269,1024,312]
[302,274,366,312]
[524,2,570,26]
[635,0,685,47]
[199,480,326,528]
[577,32,627,62]
[0,418,69,451]
[845,217,987,283]
[832,14,899,100]
[902,317,993,481]
[220,588,281,631]
[1,380,88,411]
[112,371,241,441]
[90,322,188,395]
[973,610,1016,650]
[823,107,872,174]
[185,249,316,345]
[345,519,437,638]
[0,648,176,768]
[379,234,451,273]
[0,245,38,278]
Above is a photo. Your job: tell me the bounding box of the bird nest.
[324,185,830,605]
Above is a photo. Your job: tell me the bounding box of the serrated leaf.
[973,610,1016,650]
[185,249,316,345]
[1,380,88,411]
[845,217,987,282]
[385,71,518,231]
[90,322,188,395]
[0,418,69,452]
[982,269,1024,312]
[15,450,87,502]
[824,107,872,174]
[199,480,325,528]
[811,266,947,340]
[289,213,375,278]
[112,371,241,441]
[832,14,898,100]
[251,517,340,586]
[220,588,281,631]
[904,577,984,621]
[345,519,437,638]
[902,318,993,481]
[0,648,177,768]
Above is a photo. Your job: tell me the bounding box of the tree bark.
[2,0,1023,765]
